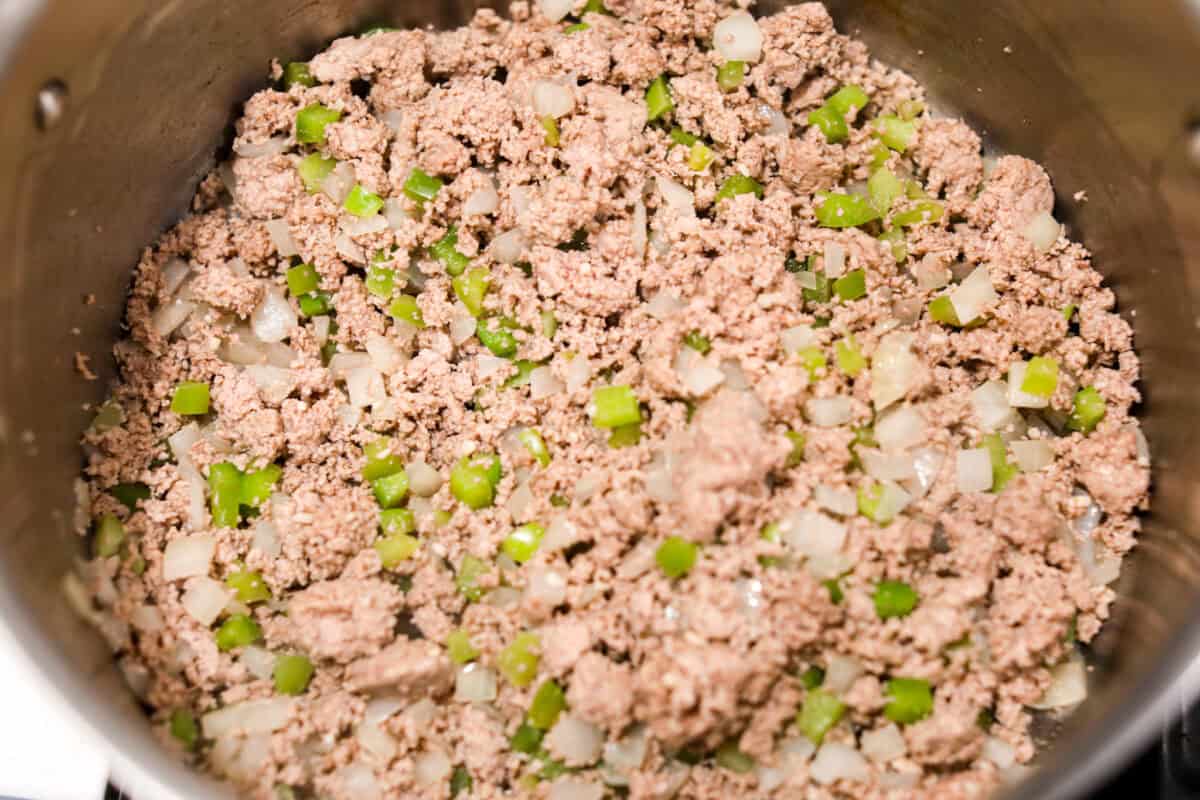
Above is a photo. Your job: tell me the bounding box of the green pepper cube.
[388,295,425,329]
[796,346,827,381]
[1068,386,1107,434]
[286,263,320,297]
[283,62,316,88]
[879,227,908,263]
[715,742,755,774]
[450,768,472,799]
[225,569,271,604]
[208,461,243,529]
[833,269,867,301]
[362,438,404,482]
[669,126,698,147]
[297,154,336,193]
[800,665,825,689]
[273,653,314,695]
[884,677,934,724]
[93,514,125,559]
[1021,356,1059,398]
[540,310,558,339]
[403,168,444,203]
[802,270,833,304]
[295,103,342,145]
[816,193,880,229]
[716,60,746,92]
[518,427,551,468]
[540,116,561,147]
[808,105,849,144]
[366,263,396,298]
[874,115,918,152]
[835,336,867,377]
[823,578,844,604]
[826,85,870,118]
[589,385,642,428]
[715,174,764,203]
[868,166,904,213]
[450,456,496,510]
[446,629,480,664]
[215,613,262,651]
[528,679,567,729]
[797,688,845,744]
[874,579,919,619]
[241,464,282,508]
[455,554,489,602]
[785,430,806,467]
[510,723,544,754]
[110,482,151,512]
[372,470,410,509]
[982,434,1018,492]
[430,226,471,276]
[608,422,643,449]
[375,533,419,568]
[344,184,384,217]
[655,536,698,579]
[169,708,199,750]
[504,359,539,389]
[502,522,545,564]
[498,631,540,687]
[452,267,490,318]
[688,142,714,172]
[477,318,519,359]
[380,507,416,536]
[892,200,945,228]
[928,295,962,326]
[563,22,589,34]
[645,75,674,122]
[297,292,331,318]
[170,381,210,415]
[683,330,712,355]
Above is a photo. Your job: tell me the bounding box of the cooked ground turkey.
[69,2,1150,798]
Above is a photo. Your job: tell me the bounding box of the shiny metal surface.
[0,1,1196,797]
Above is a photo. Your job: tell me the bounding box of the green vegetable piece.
[655,536,698,579]
[1062,303,1077,322]
[372,470,410,509]
[503,523,546,564]
[993,462,1019,493]
[827,85,870,118]
[540,115,561,146]
[170,381,210,415]
[669,127,698,147]
[452,267,490,317]
[215,613,262,651]
[226,569,271,604]
[169,708,199,750]
[874,580,919,619]
[283,62,316,88]
[478,453,502,486]
[797,346,827,381]
[456,554,489,602]
[297,154,336,193]
[797,689,845,744]
[344,184,384,217]
[856,482,897,524]
[1021,356,1059,398]
[528,679,567,729]
[892,200,945,228]
[450,456,496,510]
[360,25,398,35]
[241,464,282,508]
[286,263,320,297]
[683,330,711,355]
[362,437,404,481]
[868,166,904,213]
[380,507,416,536]
[295,103,342,145]
[298,292,332,317]
[446,629,480,664]
[884,677,934,724]
[110,482,151,512]
[504,359,539,389]
[869,141,891,169]
[208,462,243,528]
[716,60,746,92]
[833,269,867,301]
[645,75,674,121]
[430,226,471,276]
[823,578,844,604]
[688,142,714,172]
[582,0,610,13]
[375,533,419,568]
[511,723,545,754]
[563,22,589,34]
[879,228,908,263]
[785,430,806,467]
[477,318,520,359]
[874,115,918,151]
[608,423,642,449]
[366,262,396,298]
[273,654,315,695]
[519,427,551,468]
[388,295,425,328]
[928,295,962,326]
[450,767,472,798]
[815,193,880,228]
[498,631,541,687]
[898,99,925,120]
[1068,386,1107,434]
[403,168,444,203]
[715,742,755,773]
[589,385,641,428]
[800,666,825,690]
[540,309,558,339]
[93,514,125,558]
[835,336,867,377]
[715,174,764,203]
[802,270,833,304]
[808,105,848,143]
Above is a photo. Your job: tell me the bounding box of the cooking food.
[68,1,1150,797]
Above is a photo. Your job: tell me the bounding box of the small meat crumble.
[69,2,1150,798]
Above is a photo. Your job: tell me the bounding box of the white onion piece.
[861,724,907,763]
[547,716,605,766]
[477,354,509,381]
[263,219,298,257]
[780,324,816,353]
[982,736,1017,769]
[1032,657,1088,709]
[956,448,993,493]
[859,448,917,481]
[811,743,870,785]
[346,366,387,408]
[566,356,593,392]
[1007,361,1049,409]
[532,80,575,118]
[250,288,297,344]
[507,482,535,522]
[549,778,605,800]
[455,663,498,702]
[181,577,230,626]
[243,364,297,404]
[379,109,404,134]
[328,351,371,381]
[544,516,580,551]
[1023,211,1062,253]
[823,242,847,279]
[510,184,532,217]
[234,137,287,158]
[719,360,750,391]
[161,258,191,296]
[875,405,926,451]
[364,694,407,725]
[537,0,574,23]
[815,485,857,516]
[491,229,526,264]
[335,762,381,799]
[163,534,215,581]
[464,184,500,216]
[713,11,763,62]
[407,461,442,497]
[949,266,998,326]
[413,749,452,786]
[761,105,789,136]
[630,199,647,254]
[450,306,478,345]
[239,645,275,680]
[824,654,863,694]
[383,198,408,230]
[674,347,726,397]
[531,366,564,400]
[573,474,600,502]
[756,766,786,793]
[130,604,164,634]
[527,568,568,608]
[365,334,404,374]
[356,721,398,763]
[870,331,918,410]
[311,315,331,347]
[904,447,945,500]
[152,298,196,338]
[603,725,648,774]
[645,289,683,320]
[202,693,295,736]
[781,510,846,559]
[781,736,817,765]
[484,586,523,608]
[1011,439,1054,472]
[342,213,389,237]
[219,327,267,366]
[656,175,695,215]
[321,161,355,204]
[971,380,1017,432]
[806,396,852,427]
[914,254,951,290]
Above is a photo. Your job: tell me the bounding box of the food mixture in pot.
[69,1,1152,797]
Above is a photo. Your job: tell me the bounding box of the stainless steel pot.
[0,0,1197,797]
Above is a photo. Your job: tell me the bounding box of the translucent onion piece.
[1023,211,1062,253]
[805,396,852,427]
[956,448,993,493]
[1011,439,1054,472]
[713,11,763,62]
[948,266,998,326]
[824,654,863,693]
[250,288,297,344]
[455,663,498,702]
[971,380,1017,433]
[531,366,564,400]
[814,485,857,516]
[1031,657,1087,709]
[874,405,926,451]
[163,534,216,581]
[810,743,870,785]
[151,298,196,338]
[264,218,299,257]
[823,242,847,279]
[861,724,907,763]
[239,645,275,681]
[464,184,500,216]
[546,716,605,766]
[407,461,442,497]
[202,698,297,739]
[645,289,683,320]
[656,175,695,215]
[181,576,230,626]
[532,80,575,118]
[491,229,526,264]
[870,331,918,410]
[234,137,287,158]
[780,510,847,559]
[780,324,816,353]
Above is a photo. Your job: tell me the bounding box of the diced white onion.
[780,510,846,559]
[413,749,452,786]
[656,176,695,215]
[364,694,408,725]
[243,364,297,404]
[956,448,993,493]
[250,519,280,557]
[152,298,196,338]
[383,198,408,230]
[780,324,816,353]
[903,447,945,500]
[824,654,863,694]
[477,354,510,381]
[130,604,164,634]
[631,199,648,255]
[566,356,593,392]
[547,716,605,766]
[356,721,398,763]
[719,360,750,391]
[1007,361,1048,409]
[537,0,574,23]
[1129,423,1151,465]
[1011,439,1054,472]
[239,645,275,680]
[263,219,298,257]
[815,485,857,516]
[645,289,683,320]
[532,80,575,119]
[948,266,998,326]
[407,461,442,497]
[761,105,789,136]
[161,258,191,296]
[811,743,870,785]
[491,229,526,264]
[250,288,297,344]
[455,663,498,703]
[543,516,580,551]
[322,161,355,204]
[982,736,1016,769]
[531,366,564,399]
[341,212,390,238]
[549,778,605,800]
[234,137,287,158]
[328,351,371,381]
[573,473,600,502]
[450,306,478,345]
[335,762,381,799]
[464,184,500,216]
[870,331,918,410]
[859,448,917,481]
[1032,657,1088,709]
[914,254,950,290]
[861,724,907,763]
[713,11,763,62]
[674,347,726,397]
[823,242,847,279]
[603,725,648,774]
[311,315,331,347]
[805,396,852,427]
[1023,211,1062,254]
[971,380,1017,432]
[181,576,230,626]
[379,109,404,134]
[365,333,405,374]
[507,482,535,522]
[527,568,568,608]
[346,366,387,408]
[875,405,926,451]
[163,534,216,581]
[484,586,523,608]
